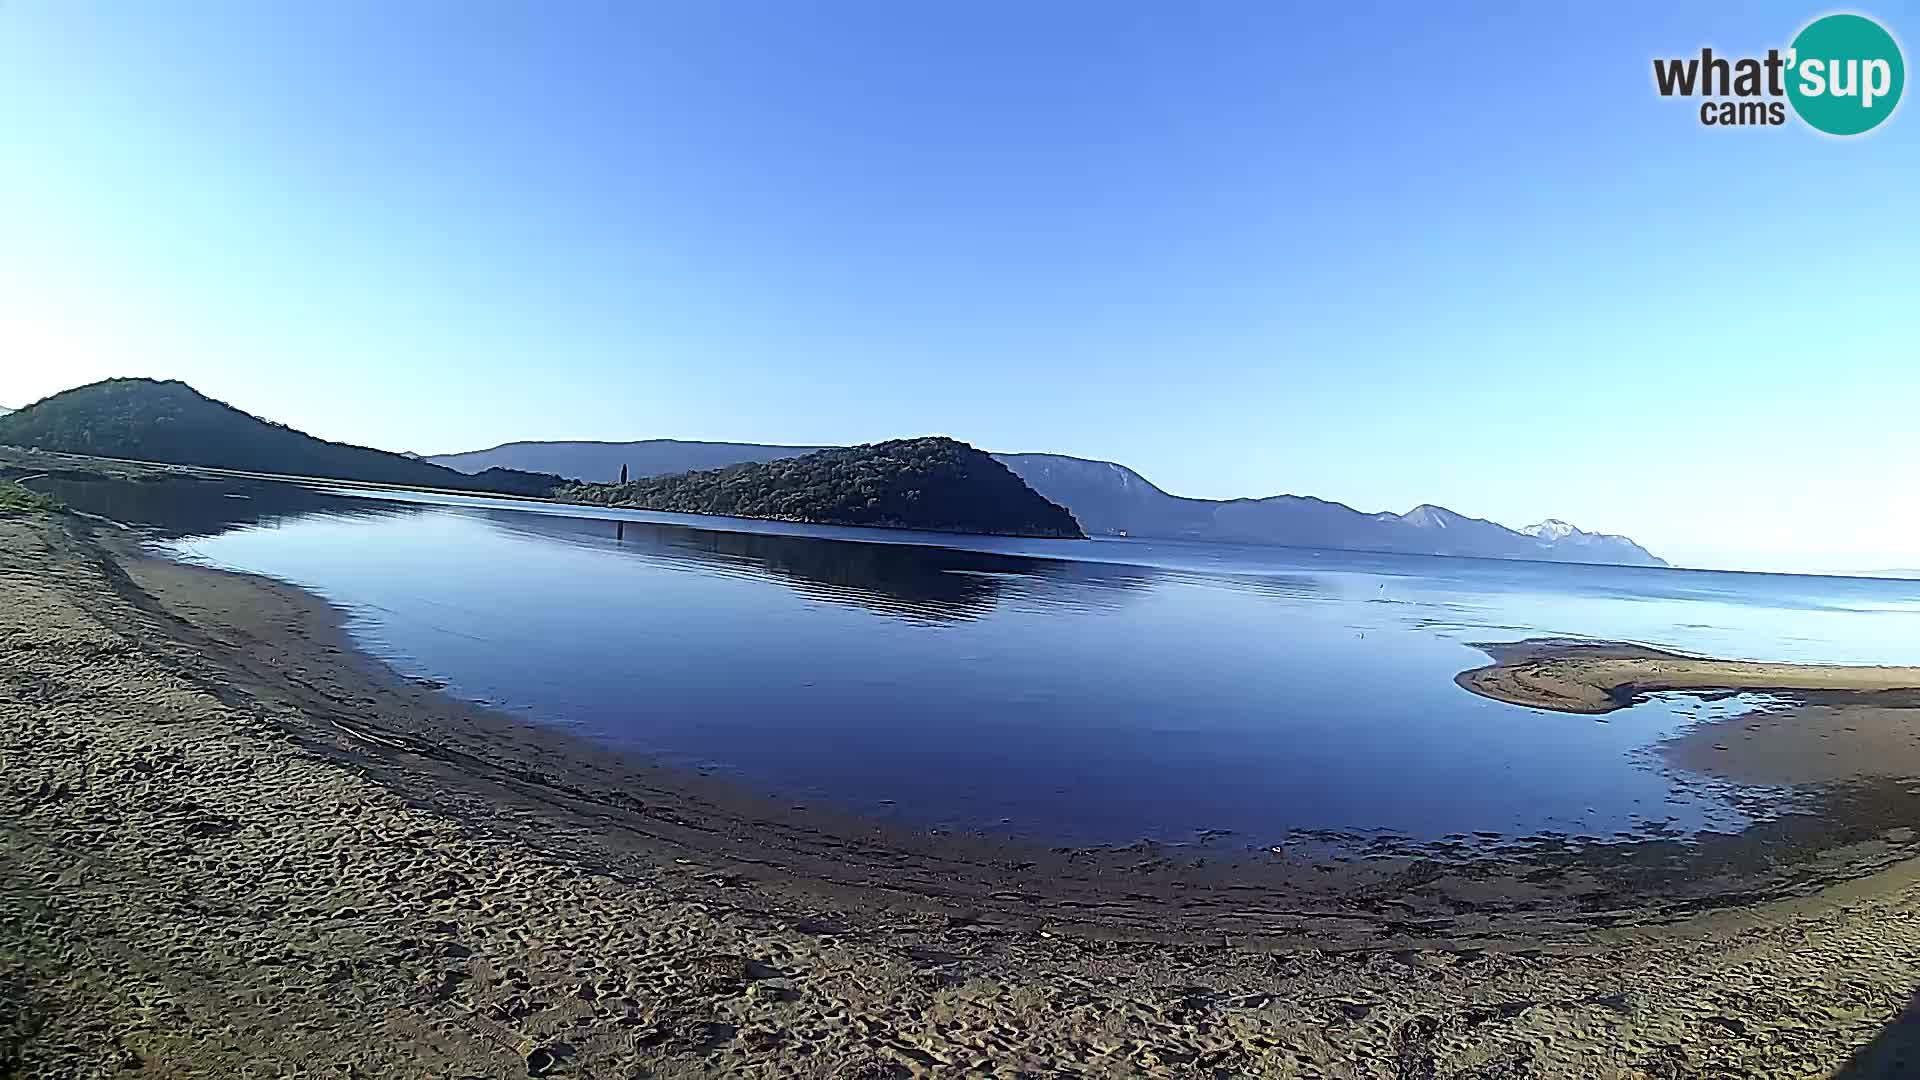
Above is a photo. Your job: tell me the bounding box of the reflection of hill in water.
[22,475,395,540]
[476,509,1160,622]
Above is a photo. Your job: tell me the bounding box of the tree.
[551,437,1085,539]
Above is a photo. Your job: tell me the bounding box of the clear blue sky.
[2,3,1914,573]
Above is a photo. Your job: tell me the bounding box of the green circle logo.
[1787,13,1905,135]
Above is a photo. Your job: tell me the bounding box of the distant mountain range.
[995,453,1664,566]
[1,381,1663,564]
[428,440,1666,566]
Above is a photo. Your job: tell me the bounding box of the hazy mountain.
[428,440,824,483]
[555,438,1084,539]
[437,439,1665,566]
[0,379,567,498]
[998,453,1665,566]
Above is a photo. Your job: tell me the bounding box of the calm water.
[110,481,1920,849]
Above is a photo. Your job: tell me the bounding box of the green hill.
[0,379,564,498]
[554,437,1085,538]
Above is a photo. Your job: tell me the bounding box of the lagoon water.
[109,481,1920,849]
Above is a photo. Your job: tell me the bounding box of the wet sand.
[6,501,1920,1076]
[1663,700,1920,787]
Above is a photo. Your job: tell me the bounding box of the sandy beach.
[7,505,1920,1077]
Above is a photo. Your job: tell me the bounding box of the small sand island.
[1456,637,1920,715]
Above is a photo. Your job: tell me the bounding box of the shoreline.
[1,447,1090,542]
[57,515,1920,931]
[125,528,1920,936]
[8,512,1920,1073]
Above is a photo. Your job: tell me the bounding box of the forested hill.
[0,379,565,498]
[554,437,1085,538]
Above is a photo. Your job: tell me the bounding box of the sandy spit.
[1454,638,1920,716]
[5,516,1920,1077]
